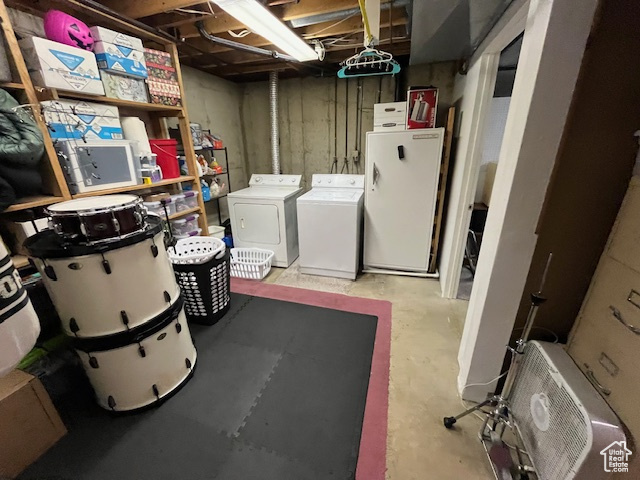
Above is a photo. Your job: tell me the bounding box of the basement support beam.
[101,0,206,19]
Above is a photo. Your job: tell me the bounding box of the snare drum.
[73,298,196,412]
[47,195,147,245]
[25,216,180,338]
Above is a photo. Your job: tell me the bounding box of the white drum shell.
[76,307,196,411]
[34,231,180,338]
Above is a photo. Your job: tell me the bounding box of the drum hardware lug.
[138,344,146,358]
[112,217,121,233]
[151,244,159,258]
[152,384,160,401]
[120,311,130,329]
[107,396,116,410]
[69,318,79,334]
[68,262,82,270]
[164,291,171,303]
[44,264,57,281]
[185,358,192,370]
[176,322,182,334]
[100,254,112,275]
[89,356,99,369]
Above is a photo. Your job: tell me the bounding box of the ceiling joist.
[101,0,206,20]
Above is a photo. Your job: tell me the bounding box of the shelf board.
[168,206,200,220]
[0,81,25,89]
[72,176,196,198]
[11,254,29,269]
[4,195,65,212]
[51,90,184,116]
[203,170,228,176]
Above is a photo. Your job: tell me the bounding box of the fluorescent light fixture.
[211,0,318,62]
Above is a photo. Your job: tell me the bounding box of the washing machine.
[227,174,303,268]
[297,174,364,280]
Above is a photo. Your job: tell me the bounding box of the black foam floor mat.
[19,293,378,480]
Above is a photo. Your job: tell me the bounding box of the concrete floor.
[263,261,494,480]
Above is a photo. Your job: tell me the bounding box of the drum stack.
[25,195,197,412]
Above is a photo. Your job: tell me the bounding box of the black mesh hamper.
[169,237,231,325]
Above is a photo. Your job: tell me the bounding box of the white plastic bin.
[174,228,202,240]
[171,193,188,212]
[144,197,175,217]
[182,190,199,208]
[208,225,225,239]
[170,214,199,235]
[230,248,274,280]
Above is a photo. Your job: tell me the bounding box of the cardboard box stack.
[90,26,149,103]
[144,48,182,106]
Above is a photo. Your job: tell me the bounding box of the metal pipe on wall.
[269,71,280,174]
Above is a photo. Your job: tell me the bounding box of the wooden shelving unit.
[3,195,65,212]
[49,89,184,115]
[72,176,195,198]
[0,81,24,89]
[0,0,209,238]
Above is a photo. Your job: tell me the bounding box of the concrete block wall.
[240,61,457,189]
[180,61,458,198]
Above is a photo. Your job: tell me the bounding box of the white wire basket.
[230,248,274,280]
[168,236,226,265]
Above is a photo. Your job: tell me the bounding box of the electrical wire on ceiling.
[301,11,360,38]
[228,29,252,38]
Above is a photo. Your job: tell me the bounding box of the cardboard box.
[148,78,182,106]
[144,48,178,82]
[90,26,144,51]
[406,87,438,129]
[19,36,104,95]
[94,41,147,78]
[41,99,123,140]
[100,70,148,103]
[0,370,66,478]
[143,47,173,68]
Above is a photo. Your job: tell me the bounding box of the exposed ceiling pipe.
[197,22,297,61]
[269,71,280,174]
[289,0,410,28]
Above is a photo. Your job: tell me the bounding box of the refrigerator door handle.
[372,163,380,186]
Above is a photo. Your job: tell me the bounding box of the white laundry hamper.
[168,237,231,325]
[230,248,274,280]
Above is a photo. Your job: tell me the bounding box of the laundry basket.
[230,248,274,280]
[168,237,231,325]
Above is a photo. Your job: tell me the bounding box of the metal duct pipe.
[289,0,410,28]
[269,71,280,174]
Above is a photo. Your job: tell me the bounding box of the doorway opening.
[456,34,523,300]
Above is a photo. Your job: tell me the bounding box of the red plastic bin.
[149,138,180,179]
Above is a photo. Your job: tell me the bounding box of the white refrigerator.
[364,128,444,274]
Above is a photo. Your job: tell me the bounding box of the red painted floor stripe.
[231,278,391,480]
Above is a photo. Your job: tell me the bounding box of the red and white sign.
[407,87,438,129]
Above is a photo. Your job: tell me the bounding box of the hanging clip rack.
[337,0,401,78]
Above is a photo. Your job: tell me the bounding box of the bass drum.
[73,298,196,412]
[25,217,180,338]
